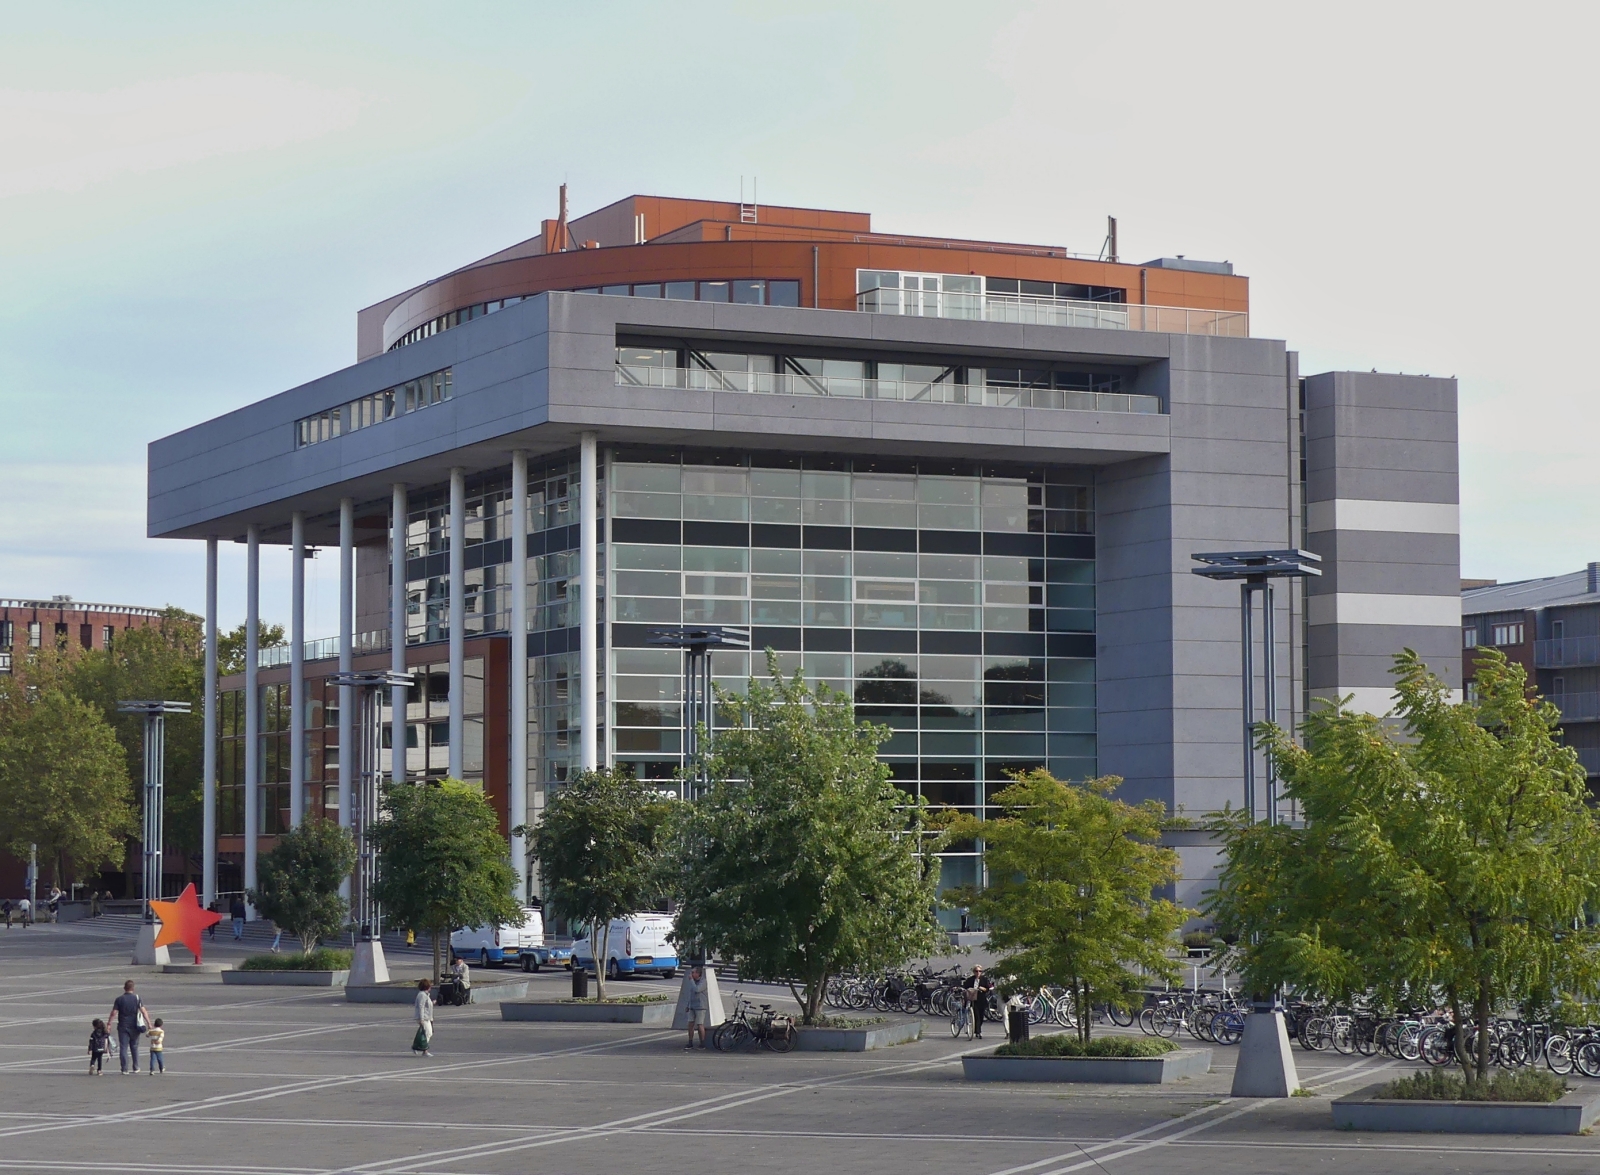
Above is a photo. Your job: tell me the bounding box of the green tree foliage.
[524,766,673,1001]
[674,658,943,1024]
[1207,649,1600,1085]
[69,609,205,872]
[248,817,357,955]
[0,691,139,886]
[948,771,1187,1042]
[370,779,521,981]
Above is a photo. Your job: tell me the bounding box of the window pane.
[768,280,800,306]
[664,281,695,300]
[698,281,731,302]
[732,280,764,304]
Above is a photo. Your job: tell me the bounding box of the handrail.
[856,289,1248,338]
[616,365,1164,415]
[0,598,166,617]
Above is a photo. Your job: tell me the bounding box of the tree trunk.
[594,921,608,1002]
[1446,987,1472,1086]
[432,930,442,985]
[1474,982,1492,1085]
[1080,980,1092,1044]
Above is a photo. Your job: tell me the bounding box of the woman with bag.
[412,979,434,1056]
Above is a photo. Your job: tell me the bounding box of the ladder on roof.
[739,202,758,224]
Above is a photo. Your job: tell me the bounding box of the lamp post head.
[328,671,415,690]
[1190,549,1323,582]
[116,700,192,715]
[645,625,752,652]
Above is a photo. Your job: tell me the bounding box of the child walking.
[147,1019,166,1074]
[88,1019,109,1075]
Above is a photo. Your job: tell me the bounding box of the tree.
[69,609,205,880]
[0,691,139,886]
[1206,649,1600,1085]
[369,779,521,982]
[673,657,943,1024]
[948,771,1187,1041]
[248,817,357,955]
[524,766,673,1001]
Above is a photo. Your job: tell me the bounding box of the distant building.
[1462,563,1600,788]
[0,596,167,673]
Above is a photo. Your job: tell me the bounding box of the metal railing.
[1548,692,1600,723]
[0,597,166,617]
[616,364,1164,415]
[258,630,390,669]
[856,289,1249,338]
[1534,635,1600,668]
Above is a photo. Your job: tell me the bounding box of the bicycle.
[713,994,796,1053]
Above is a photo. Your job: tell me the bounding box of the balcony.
[856,288,1248,338]
[1577,748,1600,777]
[1534,636,1600,668]
[258,630,389,669]
[615,364,1164,415]
[1548,692,1600,723]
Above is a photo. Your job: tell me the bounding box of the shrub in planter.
[995,1034,1178,1059]
[239,948,352,972]
[1378,1068,1567,1104]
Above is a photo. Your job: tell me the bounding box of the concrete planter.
[221,969,346,986]
[962,1048,1212,1084]
[346,979,533,1004]
[794,1020,923,1052]
[501,1000,675,1024]
[1331,1083,1600,1135]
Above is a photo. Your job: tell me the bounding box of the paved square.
[2,917,1596,1174]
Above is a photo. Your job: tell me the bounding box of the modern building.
[1463,563,1600,787]
[151,192,1462,913]
[0,596,167,674]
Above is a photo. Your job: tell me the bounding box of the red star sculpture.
[150,883,223,964]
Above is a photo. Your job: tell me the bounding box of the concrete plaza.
[1,918,1597,1174]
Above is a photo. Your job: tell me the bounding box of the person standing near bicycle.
[964,966,996,1040]
[684,964,709,1050]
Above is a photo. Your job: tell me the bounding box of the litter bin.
[1007,1004,1029,1046]
[572,965,589,999]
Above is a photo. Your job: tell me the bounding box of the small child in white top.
[147,1019,166,1074]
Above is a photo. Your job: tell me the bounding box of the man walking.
[109,981,151,1075]
[2,899,11,929]
[229,896,246,940]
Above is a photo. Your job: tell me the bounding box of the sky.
[3,1,1596,638]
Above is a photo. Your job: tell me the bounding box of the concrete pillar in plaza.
[391,484,408,786]
[202,536,218,906]
[338,497,354,831]
[449,467,466,779]
[510,450,529,897]
[244,523,260,908]
[579,432,597,772]
[289,510,306,827]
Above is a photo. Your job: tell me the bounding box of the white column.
[244,524,260,907]
[289,511,306,827]
[510,451,529,897]
[390,484,408,786]
[448,467,466,779]
[202,537,218,906]
[579,432,598,772]
[338,498,354,830]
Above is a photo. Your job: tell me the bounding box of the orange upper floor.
[357,193,1249,360]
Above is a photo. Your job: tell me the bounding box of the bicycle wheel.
[721,1022,753,1052]
[950,1005,968,1038]
[897,988,921,1015]
[1544,1035,1575,1076]
[1054,999,1077,1029]
[1419,1026,1454,1068]
[1028,996,1048,1026]
[1154,1008,1181,1038]
[1108,1003,1136,1028]
[764,1022,796,1053]
[1331,1022,1355,1056]
[1576,1040,1600,1080]
[1137,1007,1158,1036]
[1300,1017,1331,1051]
[1355,1023,1379,1057]
[1211,1011,1244,1046]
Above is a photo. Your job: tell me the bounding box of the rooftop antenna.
[1099,216,1118,263]
[557,183,570,252]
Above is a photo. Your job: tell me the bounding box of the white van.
[450,906,544,967]
[571,913,678,979]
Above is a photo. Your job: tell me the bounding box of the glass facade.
[604,449,1096,894]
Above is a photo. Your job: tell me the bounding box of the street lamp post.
[1191,549,1320,1098]
[117,700,192,966]
[1191,550,1322,825]
[329,669,414,986]
[645,626,750,800]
